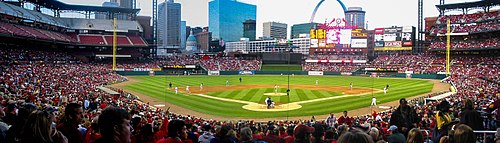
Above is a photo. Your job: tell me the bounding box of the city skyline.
[60,0,490,38]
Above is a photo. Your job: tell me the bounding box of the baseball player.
[200,83,203,91]
[349,82,353,90]
[274,84,279,94]
[226,80,229,87]
[315,80,318,86]
[383,87,387,94]
[186,86,190,94]
[371,96,377,108]
[175,86,178,94]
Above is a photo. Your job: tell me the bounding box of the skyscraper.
[158,0,181,52]
[181,21,186,50]
[263,22,287,39]
[291,22,319,39]
[209,0,256,42]
[345,7,366,29]
[243,20,256,41]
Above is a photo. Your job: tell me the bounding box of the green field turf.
[122,76,434,118]
[261,64,302,71]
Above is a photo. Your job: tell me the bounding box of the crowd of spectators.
[307,54,367,60]
[198,57,261,71]
[110,55,262,71]
[430,10,499,35]
[435,11,499,24]
[430,37,499,49]
[302,63,365,72]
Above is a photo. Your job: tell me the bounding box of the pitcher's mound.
[242,103,302,112]
[263,93,287,96]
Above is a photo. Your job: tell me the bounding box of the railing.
[474,130,496,143]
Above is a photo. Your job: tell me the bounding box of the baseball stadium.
[0,0,498,143]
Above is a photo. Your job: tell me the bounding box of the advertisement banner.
[310,39,319,48]
[208,71,220,76]
[341,72,352,76]
[403,41,412,46]
[308,71,324,76]
[384,27,401,33]
[239,70,255,75]
[351,39,367,48]
[374,47,412,51]
[375,41,385,47]
[374,34,384,41]
[383,33,397,41]
[375,28,384,34]
[402,32,412,41]
[115,68,125,71]
[384,41,402,47]
[402,26,413,33]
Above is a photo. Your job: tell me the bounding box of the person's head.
[407,128,424,143]
[168,120,188,139]
[98,107,132,143]
[240,127,253,142]
[399,98,408,108]
[464,99,474,110]
[294,124,314,141]
[337,129,374,143]
[65,103,83,124]
[313,123,325,140]
[453,124,475,143]
[343,111,348,117]
[368,128,379,141]
[388,125,398,134]
[330,112,334,117]
[21,111,54,142]
[438,100,451,112]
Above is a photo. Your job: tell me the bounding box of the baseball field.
[117,75,435,118]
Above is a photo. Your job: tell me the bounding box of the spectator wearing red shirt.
[93,107,132,143]
[157,120,190,143]
[57,103,85,143]
[337,111,352,127]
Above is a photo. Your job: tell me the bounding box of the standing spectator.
[262,126,280,143]
[325,112,337,128]
[390,98,419,135]
[57,103,85,143]
[386,125,406,143]
[93,107,132,143]
[452,124,475,143]
[338,111,352,127]
[406,128,423,143]
[432,100,452,143]
[460,99,484,130]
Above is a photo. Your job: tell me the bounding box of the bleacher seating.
[78,35,106,45]
[128,35,148,46]
[104,35,132,45]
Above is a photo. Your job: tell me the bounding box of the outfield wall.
[116,71,446,80]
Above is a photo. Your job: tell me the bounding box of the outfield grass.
[261,64,302,71]
[122,76,434,118]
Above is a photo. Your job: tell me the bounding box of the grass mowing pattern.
[123,76,434,118]
[261,64,302,71]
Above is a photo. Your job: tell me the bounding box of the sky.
[59,0,488,38]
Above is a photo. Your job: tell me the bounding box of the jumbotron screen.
[310,28,367,48]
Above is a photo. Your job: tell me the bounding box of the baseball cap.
[389,125,398,131]
[294,124,315,138]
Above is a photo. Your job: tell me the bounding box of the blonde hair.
[21,111,54,142]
